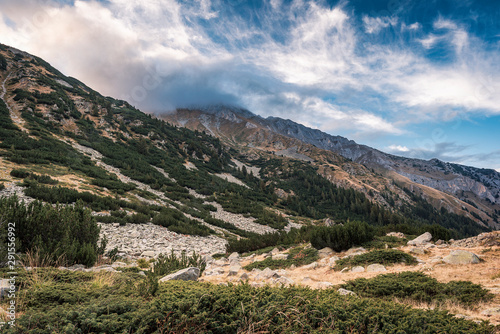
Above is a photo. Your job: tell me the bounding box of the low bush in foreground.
[341,271,494,308]
[334,249,417,270]
[243,246,318,270]
[2,270,496,333]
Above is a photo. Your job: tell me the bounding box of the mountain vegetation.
[0,44,499,332]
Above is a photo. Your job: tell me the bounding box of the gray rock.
[228,265,242,276]
[141,251,156,258]
[215,259,228,266]
[302,262,319,270]
[407,232,432,246]
[337,288,356,296]
[481,307,500,316]
[271,248,280,255]
[366,264,386,272]
[351,266,365,273]
[138,271,146,276]
[272,253,288,261]
[340,267,350,273]
[159,267,200,282]
[317,281,333,289]
[410,247,426,255]
[204,268,225,276]
[228,252,240,260]
[261,267,280,279]
[443,250,480,265]
[386,232,405,238]
[345,247,367,256]
[318,247,334,258]
[240,273,249,280]
[328,256,340,268]
[273,276,295,286]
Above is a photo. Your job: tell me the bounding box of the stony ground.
[198,233,500,326]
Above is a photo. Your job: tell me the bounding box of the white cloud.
[362,15,397,34]
[0,0,499,140]
[387,145,410,152]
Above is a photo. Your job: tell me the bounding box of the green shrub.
[152,209,213,236]
[0,182,4,191]
[137,258,150,269]
[310,220,375,252]
[153,250,206,277]
[226,226,313,254]
[0,196,104,267]
[244,246,318,270]
[334,249,417,270]
[341,271,494,308]
[5,276,496,333]
[10,168,31,178]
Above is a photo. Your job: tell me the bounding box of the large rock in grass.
[366,264,386,272]
[318,247,334,258]
[443,250,480,265]
[159,267,200,282]
[407,232,432,246]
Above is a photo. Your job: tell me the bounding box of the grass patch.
[1,269,496,333]
[335,249,417,270]
[243,246,318,270]
[341,271,494,309]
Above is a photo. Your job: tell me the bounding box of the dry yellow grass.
[201,244,500,325]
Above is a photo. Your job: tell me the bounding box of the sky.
[1,0,499,171]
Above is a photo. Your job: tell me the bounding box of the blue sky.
[1,0,499,170]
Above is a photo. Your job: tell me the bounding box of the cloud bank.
[0,0,499,167]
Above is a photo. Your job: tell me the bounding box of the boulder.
[351,266,365,273]
[328,256,340,268]
[481,307,500,316]
[273,276,295,286]
[443,250,480,265]
[324,218,335,226]
[271,248,280,255]
[141,251,156,258]
[272,253,288,261]
[302,262,319,270]
[159,267,200,282]
[318,247,334,258]
[261,267,280,279]
[407,232,432,246]
[317,281,333,289]
[386,232,405,238]
[228,252,240,260]
[227,265,242,276]
[240,273,249,280]
[204,268,225,276]
[345,247,367,256]
[409,247,426,255]
[214,259,228,267]
[366,264,386,272]
[337,288,356,296]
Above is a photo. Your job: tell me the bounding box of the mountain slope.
[0,44,493,264]
[162,106,500,229]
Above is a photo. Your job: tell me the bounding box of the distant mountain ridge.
[163,106,500,228]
